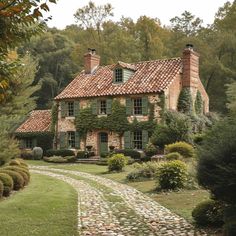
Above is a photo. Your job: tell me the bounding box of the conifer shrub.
[108,154,128,172]
[9,159,21,166]
[0,173,13,196]
[4,166,30,180]
[165,152,182,161]
[0,180,3,198]
[16,158,28,168]
[177,87,193,114]
[0,170,24,190]
[165,142,194,159]
[192,200,224,227]
[194,90,203,114]
[157,160,188,190]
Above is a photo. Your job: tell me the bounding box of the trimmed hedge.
[165,142,194,158]
[43,156,76,163]
[165,152,182,161]
[157,160,188,190]
[4,166,30,180]
[45,149,75,157]
[192,200,224,227]
[0,180,3,198]
[0,173,13,196]
[115,149,141,159]
[108,154,128,172]
[0,170,24,191]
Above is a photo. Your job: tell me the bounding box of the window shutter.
[142,130,149,149]
[75,131,80,149]
[74,101,80,116]
[142,96,148,115]
[61,101,66,118]
[92,99,97,115]
[126,98,132,115]
[106,98,112,115]
[60,132,67,149]
[124,131,131,149]
[32,138,37,148]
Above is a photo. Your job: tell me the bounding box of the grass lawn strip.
[31,165,207,236]
[0,173,78,236]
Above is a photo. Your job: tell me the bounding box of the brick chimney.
[84,48,100,74]
[182,44,199,89]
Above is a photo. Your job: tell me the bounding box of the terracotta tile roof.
[15,110,51,133]
[55,58,182,100]
[112,61,137,71]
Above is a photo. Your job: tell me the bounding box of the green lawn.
[0,173,78,236]
[27,160,209,222]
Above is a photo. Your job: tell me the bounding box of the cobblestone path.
[31,165,207,236]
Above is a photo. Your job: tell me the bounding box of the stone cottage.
[52,44,209,155]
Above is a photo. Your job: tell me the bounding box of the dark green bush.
[157,160,188,190]
[0,180,3,198]
[224,205,236,236]
[0,173,13,196]
[108,154,128,172]
[144,143,158,157]
[115,149,141,159]
[20,150,33,160]
[192,200,224,227]
[76,151,87,159]
[45,149,75,157]
[193,133,205,145]
[64,156,77,163]
[0,170,24,191]
[100,152,109,158]
[165,142,194,158]
[165,152,182,161]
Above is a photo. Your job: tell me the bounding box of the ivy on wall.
[195,90,203,114]
[51,103,58,133]
[157,92,166,120]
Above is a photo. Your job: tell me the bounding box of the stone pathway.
[30,165,207,236]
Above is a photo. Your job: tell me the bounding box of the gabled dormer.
[112,61,136,84]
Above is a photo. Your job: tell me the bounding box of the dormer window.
[114,68,123,83]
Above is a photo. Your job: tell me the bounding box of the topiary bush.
[16,158,29,168]
[32,147,43,160]
[0,180,3,198]
[165,152,182,161]
[108,154,128,172]
[115,149,141,159]
[157,160,188,190]
[165,141,194,158]
[45,149,75,157]
[144,143,158,157]
[0,170,24,191]
[192,199,224,227]
[4,166,30,181]
[9,159,21,166]
[0,173,13,196]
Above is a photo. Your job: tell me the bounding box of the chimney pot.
[185,43,194,50]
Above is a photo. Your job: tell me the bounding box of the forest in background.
[17,1,236,114]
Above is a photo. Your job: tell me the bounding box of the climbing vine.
[50,103,58,133]
[195,90,203,114]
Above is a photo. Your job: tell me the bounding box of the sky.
[46,0,232,29]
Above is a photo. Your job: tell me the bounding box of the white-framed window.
[114,68,123,83]
[133,98,142,115]
[68,102,74,116]
[133,131,142,149]
[99,100,107,114]
[67,131,75,148]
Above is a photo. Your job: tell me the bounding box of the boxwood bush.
[115,149,141,159]
[165,142,194,158]
[0,173,13,196]
[0,180,3,198]
[157,160,188,190]
[192,199,224,227]
[0,170,24,191]
[108,154,128,172]
[45,149,75,157]
[165,152,182,161]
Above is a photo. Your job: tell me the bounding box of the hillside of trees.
[17,1,236,113]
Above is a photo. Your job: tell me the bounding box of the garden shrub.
[223,205,236,236]
[4,166,30,180]
[43,156,67,163]
[165,142,194,158]
[0,173,13,196]
[144,143,158,157]
[32,147,43,160]
[16,159,29,168]
[20,150,33,160]
[126,162,160,181]
[108,154,128,172]
[45,149,75,157]
[76,151,87,159]
[157,160,188,190]
[193,133,205,145]
[0,180,3,198]
[165,152,182,161]
[100,152,109,158]
[64,156,77,163]
[115,149,141,159]
[0,170,24,190]
[192,200,224,227]
[9,159,21,166]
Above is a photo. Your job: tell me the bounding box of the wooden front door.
[99,132,108,155]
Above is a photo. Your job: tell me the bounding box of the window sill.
[65,116,75,120]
